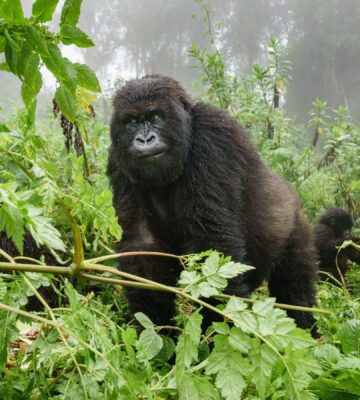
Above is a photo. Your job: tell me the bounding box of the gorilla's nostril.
[135,135,146,145]
[146,134,157,144]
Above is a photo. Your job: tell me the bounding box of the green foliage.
[179,251,253,298]
[0,113,121,257]
[0,3,360,398]
[0,0,100,126]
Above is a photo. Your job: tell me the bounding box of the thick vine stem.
[0,251,330,315]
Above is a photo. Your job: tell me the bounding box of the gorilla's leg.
[268,214,318,329]
[116,241,180,326]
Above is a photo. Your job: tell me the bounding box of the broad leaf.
[25,26,48,56]
[61,25,94,48]
[215,369,246,400]
[74,63,101,92]
[21,53,43,108]
[176,312,202,368]
[218,261,254,278]
[1,0,24,23]
[138,328,163,361]
[0,36,5,53]
[60,0,82,27]
[178,374,220,400]
[338,320,360,355]
[55,84,77,122]
[4,29,20,52]
[42,43,75,86]
[203,252,220,276]
[18,39,33,79]
[250,343,277,399]
[4,43,20,76]
[32,0,59,22]
[134,312,155,329]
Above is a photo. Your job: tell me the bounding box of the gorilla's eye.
[151,114,161,122]
[344,230,350,238]
[124,115,138,125]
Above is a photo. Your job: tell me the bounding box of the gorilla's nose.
[131,131,167,158]
[134,132,157,147]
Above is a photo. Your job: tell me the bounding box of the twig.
[86,251,183,264]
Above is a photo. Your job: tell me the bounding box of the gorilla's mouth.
[130,143,168,160]
[137,149,166,160]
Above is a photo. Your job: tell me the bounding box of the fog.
[1,0,360,122]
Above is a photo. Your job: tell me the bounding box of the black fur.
[107,75,318,329]
[0,231,61,310]
[314,208,360,282]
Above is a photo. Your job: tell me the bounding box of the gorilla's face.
[109,76,192,186]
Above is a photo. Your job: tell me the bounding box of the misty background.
[1,0,360,124]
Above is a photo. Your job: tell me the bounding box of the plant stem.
[86,251,184,264]
[0,259,330,314]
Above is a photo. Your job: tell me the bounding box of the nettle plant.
[0,0,100,128]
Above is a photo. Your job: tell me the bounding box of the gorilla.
[314,208,360,282]
[107,74,318,329]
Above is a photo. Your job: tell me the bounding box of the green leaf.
[21,53,43,108]
[203,252,220,276]
[55,84,77,122]
[313,344,341,367]
[249,344,277,398]
[154,335,175,363]
[212,322,230,335]
[218,261,254,278]
[60,0,82,27]
[195,281,219,298]
[134,312,155,329]
[215,369,246,400]
[0,62,10,72]
[336,357,360,370]
[61,25,94,48]
[0,199,25,255]
[0,278,7,302]
[228,327,252,353]
[252,298,276,316]
[4,29,20,52]
[74,63,101,92]
[206,340,250,376]
[310,355,360,399]
[224,296,248,314]
[4,43,20,75]
[0,0,24,23]
[0,36,5,53]
[338,320,360,354]
[25,26,48,57]
[179,270,198,286]
[17,38,33,79]
[42,43,76,88]
[0,123,10,132]
[32,0,59,22]
[177,374,220,400]
[138,328,163,360]
[207,273,227,289]
[28,214,66,252]
[176,312,202,368]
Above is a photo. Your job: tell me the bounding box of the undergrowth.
[1,1,360,398]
